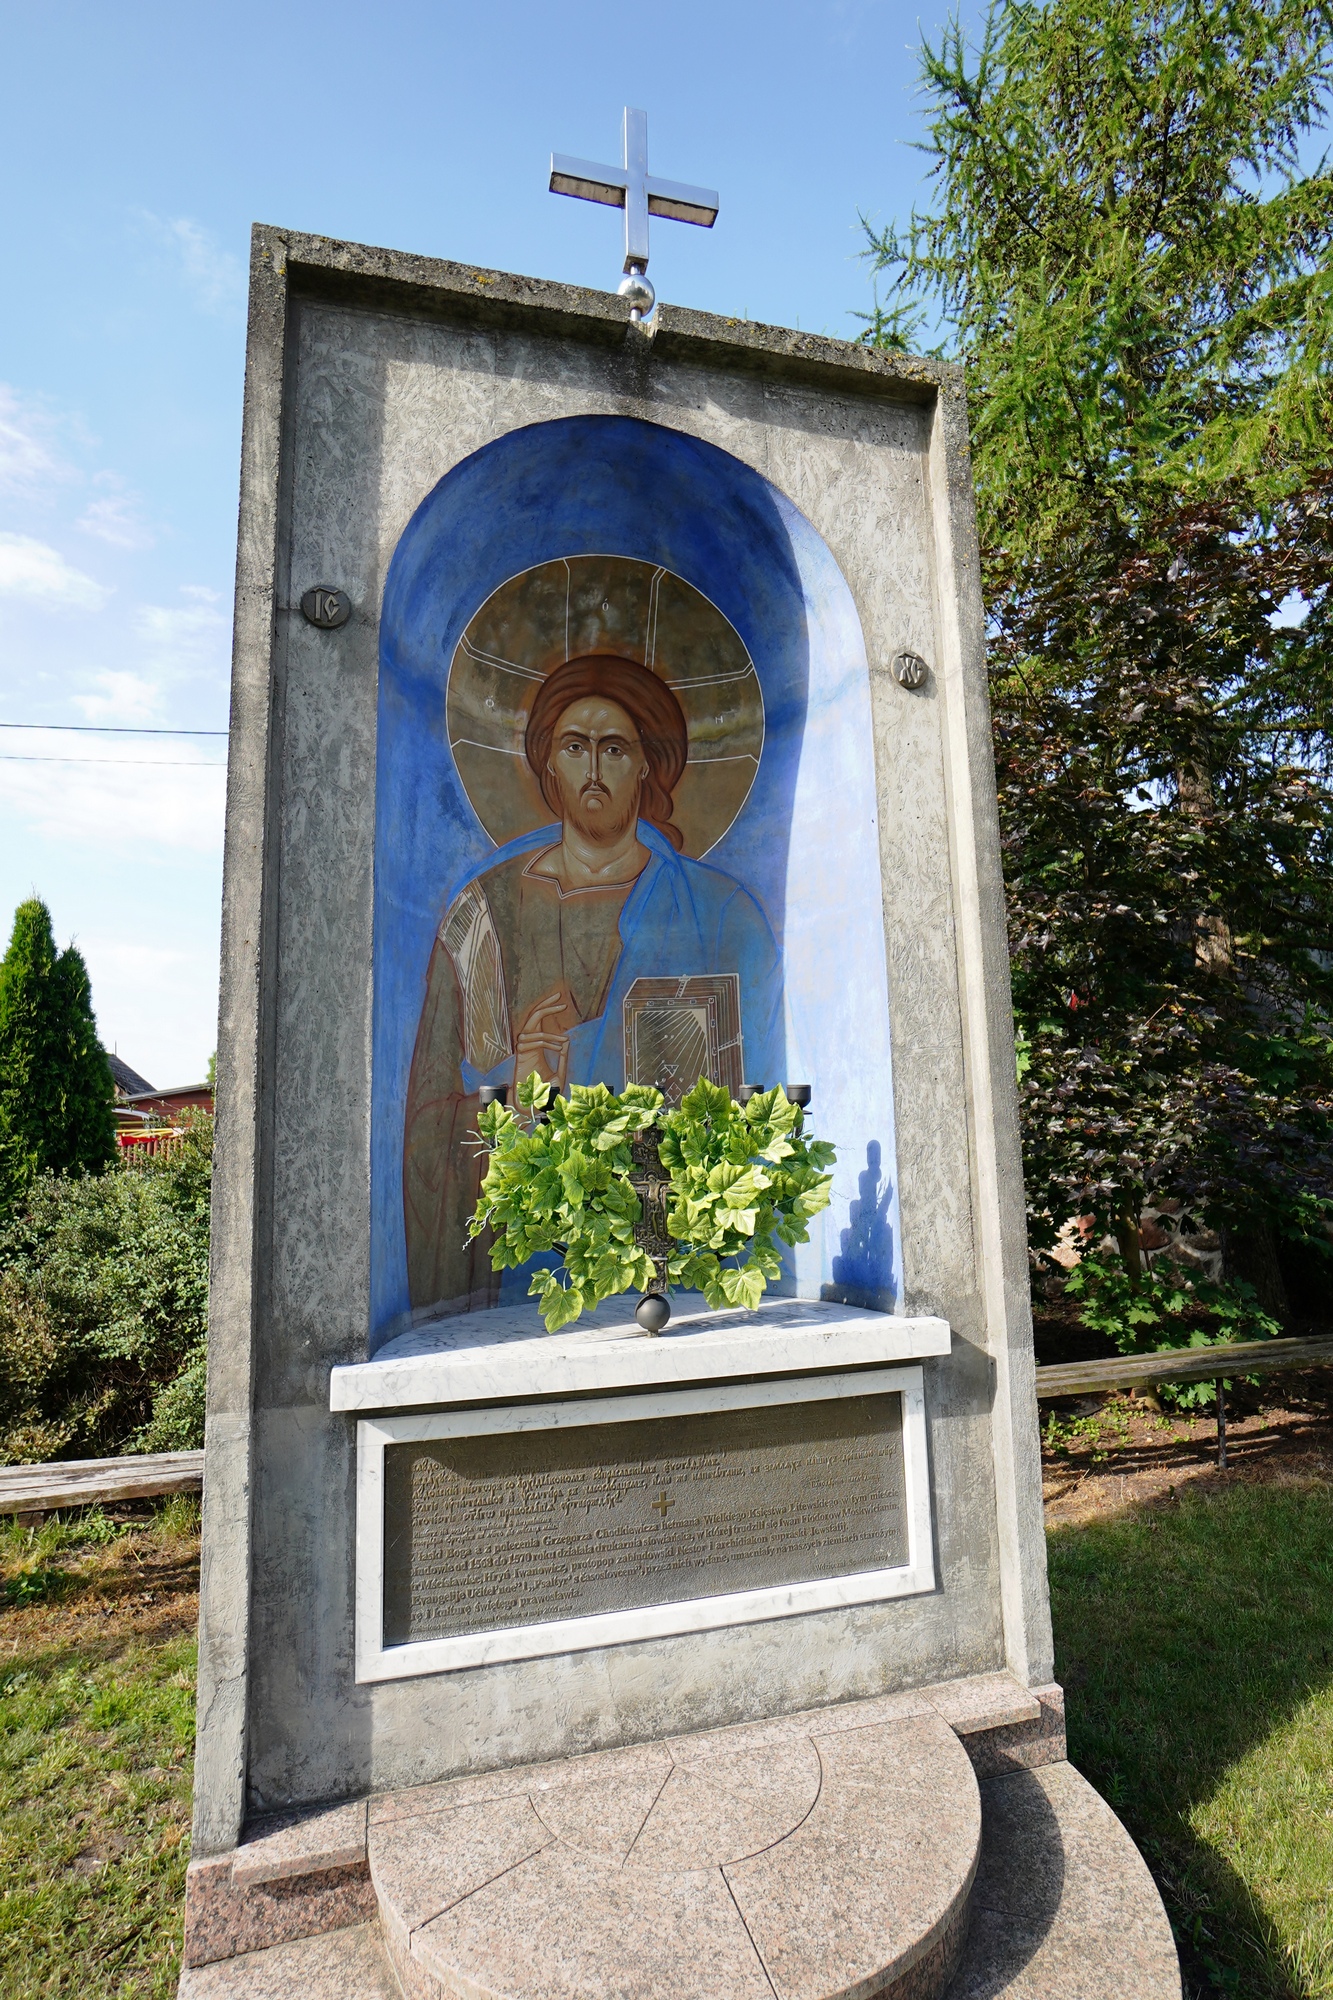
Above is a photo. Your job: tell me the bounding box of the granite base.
[178,1669,1087,1999]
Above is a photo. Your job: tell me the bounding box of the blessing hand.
[514,989,572,1090]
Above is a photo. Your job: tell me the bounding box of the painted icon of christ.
[403,652,782,1315]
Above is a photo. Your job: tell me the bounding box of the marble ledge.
[329,1297,952,1413]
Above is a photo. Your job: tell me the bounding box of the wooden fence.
[0,1451,204,1516]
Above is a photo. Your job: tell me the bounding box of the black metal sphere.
[635,1292,671,1335]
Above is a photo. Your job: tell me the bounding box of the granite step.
[368,1694,981,2000]
[945,1760,1181,1999]
[178,1762,1181,1999]
[179,1671,1177,2000]
[178,1923,398,1998]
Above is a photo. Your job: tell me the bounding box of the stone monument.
[180,130,1181,1998]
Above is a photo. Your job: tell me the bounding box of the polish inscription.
[382,1392,908,1646]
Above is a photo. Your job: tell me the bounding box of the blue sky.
[0,0,968,1084]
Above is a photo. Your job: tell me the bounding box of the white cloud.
[137,589,227,652]
[0,384,78,498]
[140,213,246,316]
[0,532,108,610]
[137,587,230,674]
[64,587,231,723]
[72,670,166,726]
[0,387,155,556]
[0,734,226,854]
[78,475,154,551]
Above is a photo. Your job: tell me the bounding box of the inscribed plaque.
[382,1391,908,1646]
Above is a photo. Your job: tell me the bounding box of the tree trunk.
[1176,759,1235,972]
[1115,1214,1143,1286]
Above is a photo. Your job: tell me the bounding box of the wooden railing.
[2,1337,1328,1512]
[0,1450,204,1516]
[1034,1334,1333,1465]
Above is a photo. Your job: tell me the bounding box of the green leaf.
[516,1071,554,1112]
[719,1262,766,1311]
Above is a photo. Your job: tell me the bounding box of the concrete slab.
[231,1800,369,1889]
[330,1297,951,1410]
[177,1922,400,1999]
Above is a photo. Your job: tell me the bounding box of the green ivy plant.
[471,1074,836,1331]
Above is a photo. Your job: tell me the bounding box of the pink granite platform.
[178,1673,1179,1999]
[178,1760,1181,1998]
[368,1694,980,2000]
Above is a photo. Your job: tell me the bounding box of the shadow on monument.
[944,1772,1065,1997]
[824,1140,896,1313]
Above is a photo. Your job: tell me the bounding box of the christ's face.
[547,696,648,844]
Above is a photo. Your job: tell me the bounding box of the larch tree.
[862,0,1333,1309]
[0,898,116,1212]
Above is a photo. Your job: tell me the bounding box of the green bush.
[0,1115,211,1462]
[1064,1250,1280,1408]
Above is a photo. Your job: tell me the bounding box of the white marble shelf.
[329,1297,951,1413]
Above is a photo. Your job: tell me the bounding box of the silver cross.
[550,108,718,321]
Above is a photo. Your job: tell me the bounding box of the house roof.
[123,1084,213,1103]
[108,1053,155,1098]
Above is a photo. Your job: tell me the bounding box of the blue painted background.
[370,414,901,1345]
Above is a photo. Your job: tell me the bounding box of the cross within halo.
[549,107,718,321]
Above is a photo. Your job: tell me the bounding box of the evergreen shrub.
[0,1114,212,1463]
[0,899,115,1214]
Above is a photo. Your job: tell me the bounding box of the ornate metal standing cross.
[549,108,718,322]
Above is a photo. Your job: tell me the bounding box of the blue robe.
[453,822,784,1092]
[402,822,784,1311]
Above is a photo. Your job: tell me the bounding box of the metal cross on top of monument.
[549,107,718,322]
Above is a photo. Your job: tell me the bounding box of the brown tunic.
[402,849,635,1314]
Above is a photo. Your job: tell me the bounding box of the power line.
[0,754,227,768]
[0,721,228,735]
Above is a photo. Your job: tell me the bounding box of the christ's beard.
[567,784,639,844]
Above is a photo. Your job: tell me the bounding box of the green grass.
[1050,1480,1333,1999]
[0,1507,197,1999]
[1,1487,1329,1997]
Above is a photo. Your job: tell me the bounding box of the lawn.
[1049,1477,1333,1999]
[0,1471,1330,1998]
[0,1503,198,1999]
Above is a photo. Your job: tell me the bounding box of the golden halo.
[446,556,764,858]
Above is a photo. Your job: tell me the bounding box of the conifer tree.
[0,898,116,1211]
[862,0,1333,1306]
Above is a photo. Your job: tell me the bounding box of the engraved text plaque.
[382,1391,908,1646]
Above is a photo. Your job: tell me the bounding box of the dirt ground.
[1040,1367,1333,1525]
[0,1513,200,1658]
